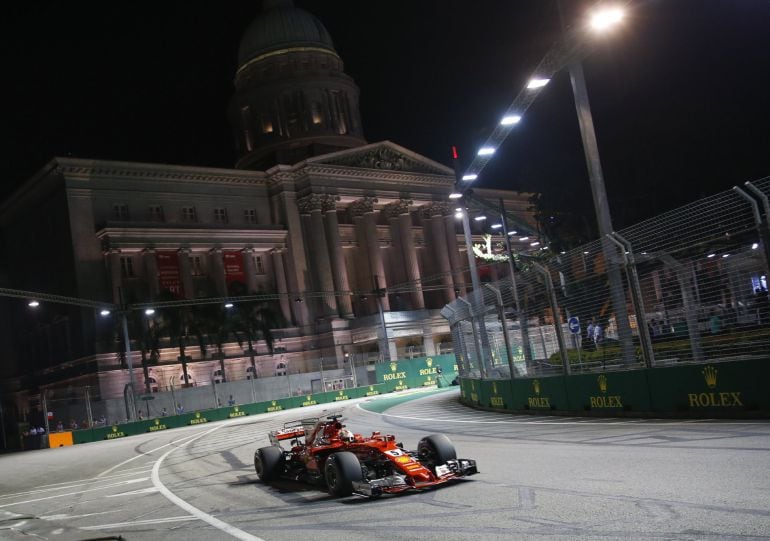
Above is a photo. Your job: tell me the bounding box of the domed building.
[229,0,366,169]
[0,1,536,422]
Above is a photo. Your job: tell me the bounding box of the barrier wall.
[458,357,770,417]
[374,354,458,392]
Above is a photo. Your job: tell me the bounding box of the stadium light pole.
[561,3,637,363]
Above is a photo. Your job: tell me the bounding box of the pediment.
[307,141,453,176]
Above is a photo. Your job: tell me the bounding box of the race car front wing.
[352,458,478,497]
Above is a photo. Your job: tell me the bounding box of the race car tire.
[254,445,284,481]
[325,451,363,497]
[418,434,457,466]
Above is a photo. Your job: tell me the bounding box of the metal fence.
[442,177,770,379]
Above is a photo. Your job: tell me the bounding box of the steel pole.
[567,60,636,364]
[121,312,138,419]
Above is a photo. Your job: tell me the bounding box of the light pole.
[562,4,636,364]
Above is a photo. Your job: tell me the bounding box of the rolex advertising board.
[375,354,458,391]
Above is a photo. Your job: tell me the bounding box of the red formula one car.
[254,414,478,497]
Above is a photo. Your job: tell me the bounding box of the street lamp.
[562,2,636,363]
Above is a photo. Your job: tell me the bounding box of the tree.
[197,303,235,382]
[232,299,283,379]
[156,289,206,388]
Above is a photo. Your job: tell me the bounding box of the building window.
[181,206,197,223]
[261,114,273,134]
[191,255,205,277]
[113,203,129,221]
[214,208,228,223]
[148,205,165,222]
[311,102,323,125]
[244,209,257,224]
[120,256,134,278]
[254,255,265,275]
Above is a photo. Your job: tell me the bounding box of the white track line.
[150,423,268,541]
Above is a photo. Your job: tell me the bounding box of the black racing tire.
[254,445,284,481]
[418,434,457,466]
[325,451,363,497]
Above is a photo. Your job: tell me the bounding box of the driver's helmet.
[338,428,355,442]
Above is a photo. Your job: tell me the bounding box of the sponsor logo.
[394,381,408,391]
[302,395,317,407]
[229,406,246,418]
[334,390,349,401]
[366,385,379,396]
[419,367,437,376]
[426,358,433,367]
[383,371,407,381]
[106,425,126,439]
[267,400,283,412]
[687,365,743,408]
[148,418,167,432]
[190,411,208,425]
[528,379,550,408]
[390,362,398,372]
[470,380,478,403]
[422,378,434,386]
[490,381,505,407]
[589,374,623,408]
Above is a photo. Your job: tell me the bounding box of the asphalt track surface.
[1,388,770,541]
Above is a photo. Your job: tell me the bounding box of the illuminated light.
[145,308,156,316]
[500,115,522,126]
[589,6,625,32]
[527,78,550,89]
[100,309,111,317]
[449,192,462,199]
[28,300,40,308]
[454,212,464,219]
[474,215,487,221]
[583,251,590,255]
[477,147,496,156]
[707,253,716,258]
[451,145,459,160]
[530,241,540,247]
[722,254,730,258]
[455,207,463,212]
[225,303,234,308]
[491,224,503,229]
[462,174,478,181]
[560,251,566,254]
[508,230,517,236]
[519,236,529,241]
[752,243,759,250]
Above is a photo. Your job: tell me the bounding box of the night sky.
[3,1,770,232]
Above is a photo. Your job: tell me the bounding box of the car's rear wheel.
[325,451,363,497]
[418,434,457,466]
[254,445,284,481]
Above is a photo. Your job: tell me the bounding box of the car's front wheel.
[325,451,363,497]
[418,434,457,466]
[254,445,284,481]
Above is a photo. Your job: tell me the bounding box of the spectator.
[175,403,184,415]
[160,407,168,417]
[593,320,604,349]
[56,421,64,432]
[227,395,236,407]
[69,419,79,430]
[98,414,107,426]
[586,318,596,351]
[137,410,144,421]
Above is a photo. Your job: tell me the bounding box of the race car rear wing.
[268,417,319,445]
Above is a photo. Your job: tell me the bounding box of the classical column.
[178,249,193,299]
[271,249,293,325]
[422,202,455,304]
[322,195,353,318]
[444,214,467,295]
[384,199,424,310]
[350,197,389,311]
[107,249,123,305]
[209,248,227,296]
[243,248,259,293]
[142,248,159,299]
[298,194,337,318]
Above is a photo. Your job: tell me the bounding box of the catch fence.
[442,177,770,379]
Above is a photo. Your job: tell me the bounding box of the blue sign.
[568,316,580,335]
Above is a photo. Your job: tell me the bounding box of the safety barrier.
[458,357,770,418]
[60,355,459,446]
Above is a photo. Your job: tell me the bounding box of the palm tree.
[197,303,234,382]
[156,289,206,388]
[232,300,283,379]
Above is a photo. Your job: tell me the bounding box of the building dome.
[229,0,366,171]
[237,0,336,70]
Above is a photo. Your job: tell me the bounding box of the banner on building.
[156,251,184,297]
[223,250,246,288]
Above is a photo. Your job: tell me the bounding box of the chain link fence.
[443,177,770,379]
